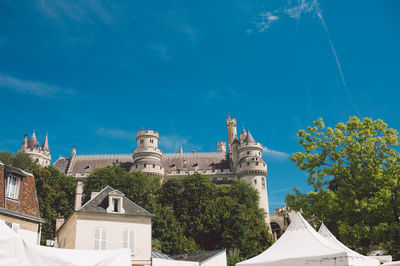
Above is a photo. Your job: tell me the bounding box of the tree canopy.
[84,168,272,264]
[286,117,400,258]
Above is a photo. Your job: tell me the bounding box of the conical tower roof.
[244,130,256,143]
[42,133,49,151]
[27,130,39,149]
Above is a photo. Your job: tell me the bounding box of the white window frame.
[6,175,21,199]
[93,228,107,250]
[122,229,134,254]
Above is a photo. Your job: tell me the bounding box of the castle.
[17,130,51,167]
[19,116,270,225]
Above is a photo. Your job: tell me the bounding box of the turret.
[236,130,270,225]
[217,141,226,153]
[132,129,164,178]
[18,130,51,167]
[226,115,237,150]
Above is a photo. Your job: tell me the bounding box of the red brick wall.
[0,164,4,208]
[2,165,40,218]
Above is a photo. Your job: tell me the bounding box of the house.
[0,162,44,244]
[55,186,154,266]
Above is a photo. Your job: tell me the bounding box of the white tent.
[0,220,131,266]
[318,223,380,266]
[236,212,349,266]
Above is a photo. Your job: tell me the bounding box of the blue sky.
[1,0,400,212]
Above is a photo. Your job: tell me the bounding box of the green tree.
[159,175,273,258]
[32,166,76,244]
[287,117,400,258]
[83,166,161,209]
[0,151,39,172]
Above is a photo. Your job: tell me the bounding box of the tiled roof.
[77,186,154,217]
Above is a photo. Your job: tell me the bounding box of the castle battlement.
[136,129,159,138]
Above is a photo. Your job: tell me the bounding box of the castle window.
[221,169,224,172]
[135,165,138,169]
[122,229,135,253]
[247,162,249,166]
[256,162,259,166]
[247,151,250,155]
[254,179,257,184]
[140,139,144,144]
[144,164,146,168]
[212,178,217,181]
[153,164,155,168]
[223,177,227,180]
[263,163,266,166]
[150,139,154,143]
[6,176,20,199]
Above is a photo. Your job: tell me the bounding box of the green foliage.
[83,166,161,209]
[32,166,76,245]
[0,151,39,172]
[84,169,272,259]
[159,174,273,257]
[287,117,400,258]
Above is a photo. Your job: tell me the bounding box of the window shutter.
[122,229,128,248]
[101,229,107,250]
[129,230,134,253]
[11,223,20,234]
[93,228,100,250]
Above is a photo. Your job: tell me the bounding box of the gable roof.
[77,186,154,217]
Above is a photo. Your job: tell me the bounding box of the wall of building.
[74,213,152,265]
[0,214,40,244]
[57,213,77,249]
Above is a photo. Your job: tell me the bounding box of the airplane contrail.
[313,0,360,116]
[295,0,305,35]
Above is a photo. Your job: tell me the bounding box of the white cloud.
[247,0,317,33]
[159,134,189,151]
[37,0,114,25]
[0,72,74,97]
[262,146,290,161]
[96,128,136,140]
[270,187,292,194]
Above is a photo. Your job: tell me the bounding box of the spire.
[27,130,38,149]
[42,132,49,151]
[179,145,183,154]
[244,130,256,143]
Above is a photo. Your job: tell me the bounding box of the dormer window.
[106,190,125,214]
[112,198,119,212]
[6,176,20,199]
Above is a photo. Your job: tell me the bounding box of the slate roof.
[27,131,38,149]
[77,186,154,217]
[173,249,226,262]
[244,130,256,143]
[42,134,49,151]
[54,152,229,175]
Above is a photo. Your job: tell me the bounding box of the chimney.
[22,134,28,149]
[71,146,76,158]
[55,213,65,232]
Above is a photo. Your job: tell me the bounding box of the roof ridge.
[77,185,112,211]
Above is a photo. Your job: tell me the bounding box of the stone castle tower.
[131,129,164,177]
[225,116,269,219]
[18,130,51,167]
